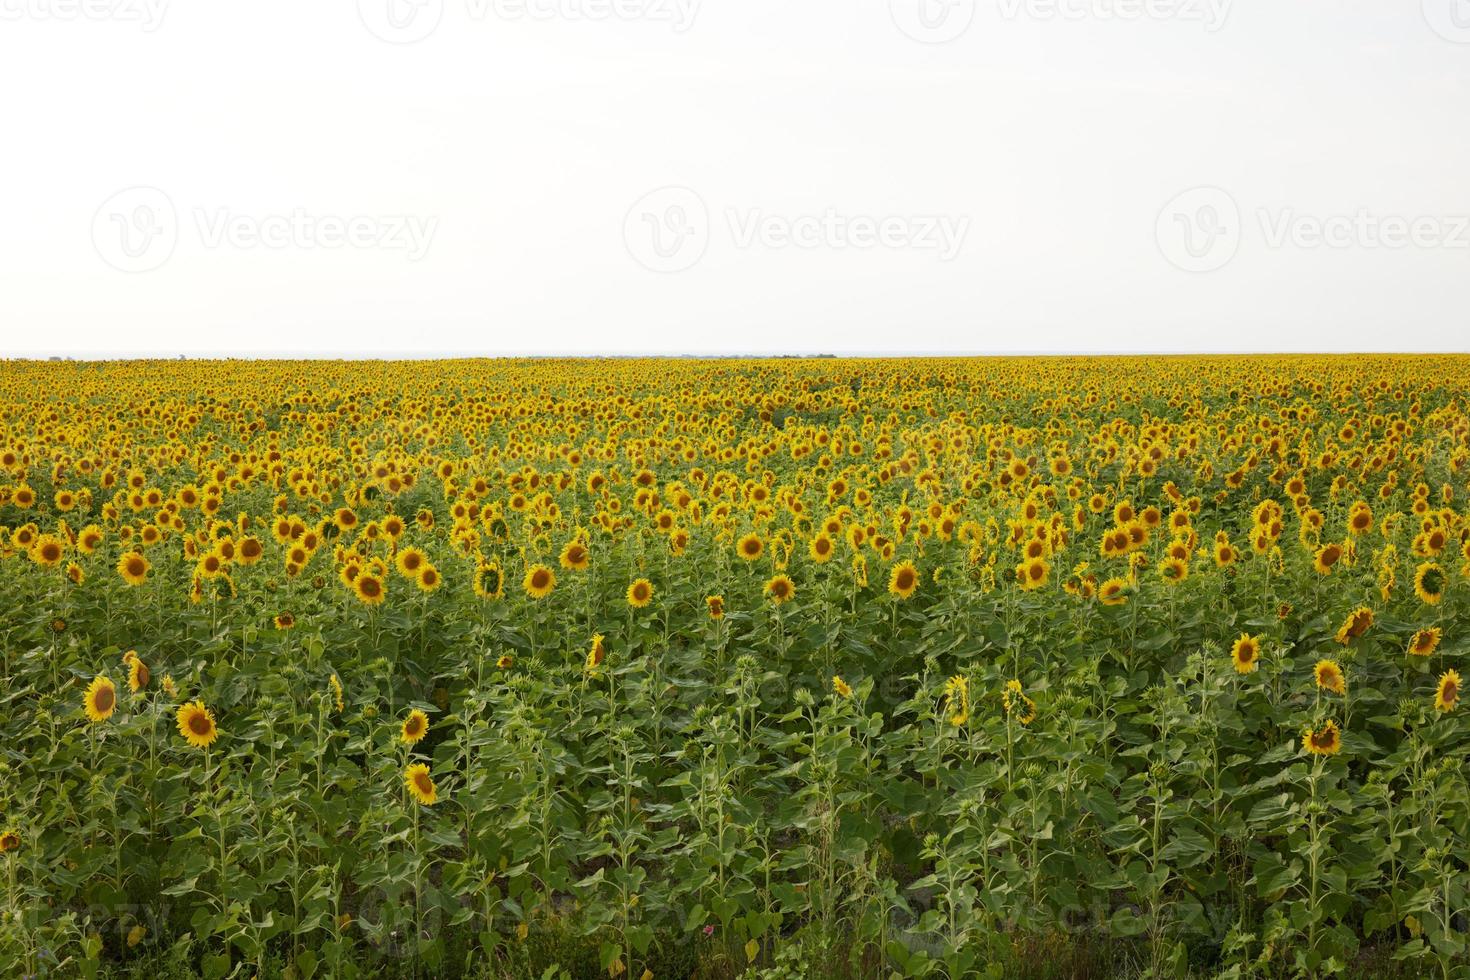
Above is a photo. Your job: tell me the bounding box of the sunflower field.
[1,355,1467,979]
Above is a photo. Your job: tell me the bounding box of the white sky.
[2,0,1469,358]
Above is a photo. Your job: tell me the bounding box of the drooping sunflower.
[353,572,386,606]
[558,540,590,572]
[1334,606,1374,644]
[404,763,438,806]
[942,675,969,726]
[888,561,920,600]
[1002,679,1037,725]
[586,633,607,672]
[84,675,117,723]
[706,595,725,620]
[474,562,504,600]
[626,578,654,608]
[1408,627,1442,657]
[523,564,556,600]
[1313,659,1345,695]
[832,675,853,699]
[1435,670,1461,712]
[330,674,345,713]
[1302,720,1342,756]
[126,654,150,693]
[117,550,151,586]
[401,709,429,744]
[1414,561,1447,605]
[737,532,763,562]
[765,574,796,605]
[1230,634,1261,675]
[176,701,219,749]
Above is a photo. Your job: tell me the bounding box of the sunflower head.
[405,763,438,806]
[1435,670,1461,713]
[84,675,117,723]
[176,701,219,749]
[832,675,853,699]
[706,595,725,620]
[1302,719,1342,756]
[765,574,795,605]
[523,564,556,599]
[401,709,430,744]
[626,578,654,608]
[0,830,19,853]
[1230,634,1261,675]
[1313,659,1345,695]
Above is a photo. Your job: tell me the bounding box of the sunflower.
[1334,606,1374,644]
[415,563,442,592]
[1002,679,1037,725]
[765,574,795,605]
[84,675,117,723]
[126,655,150,693]
[1016,556,1050,591]
[401,709,429,744]
[176,701,219,748]
[942,675,969,726]
[1313,543,1343,574]
[117,550,151,586]
[1314,659,1345,695]
[558,540,590,572]
[274,612,296,630]
[1302,720,1342,756]
[1408,627,1442,657]
[404,763,438,806]
[1435,670,1461,712]
[30,534,64,567]
[626,578,654,608]
[1414,562,1447,605]
[808,533,836,564]
[474,562,504,600]
[1230,634,1261,674]
[737,532,763,562]
[66,562,85,584]
[832,675,853,699]
[523,564,555,599]
[395,546,428,578]
[1159,556,1189,584]
[330,674,345,713]
[888,561,919,600]
[353,572,386,605]
[706,595,725,620]
[1098,577,1130,606]
[586,633,607,672]
[496,654,514,670]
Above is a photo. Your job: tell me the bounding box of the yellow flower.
[889,560,920,599]
[353,572,386,606]
[117,550,151,586]
[1334,606,1374,644]
[558,539,590,571]
[1098,577,1130,606]
[626,578,654,608]
[765,574,795,605]
[1230,634,1261,675]
[1313,659,1345,695]
[523,564,556,599]
[84,675,117,723]
[1407,628,1442,657]
[1435,670,1461,713]
[0,830,20,853]
[832,675,852,698]
[942,675,969,726]
[175,701,219,749]
[404,763,438,805]
[1414,562,1447,605]
[401,709,429,745]
[1302,720,1342,756]
[737,532,763,562]
[706,595,725,620]
[586,633,607,672]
